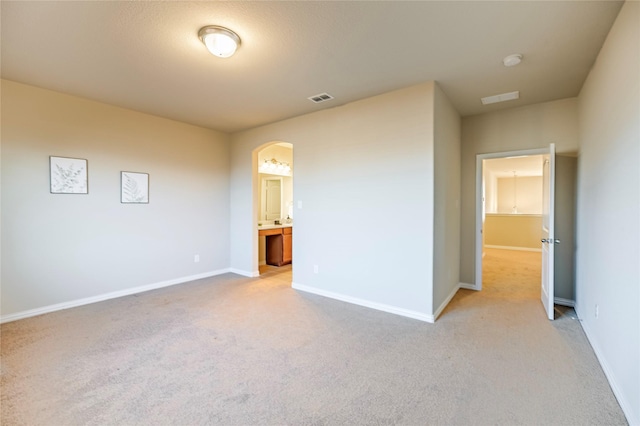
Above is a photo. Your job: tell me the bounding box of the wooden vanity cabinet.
[260,227,292,267]
[282,227,292,264]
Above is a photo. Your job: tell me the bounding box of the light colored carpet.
[481,248,542,300]
[1,255,627,425]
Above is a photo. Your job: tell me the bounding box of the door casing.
[474,147,549,291]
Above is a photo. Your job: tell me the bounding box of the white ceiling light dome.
[199,25,241,58]
[503,53,523,67]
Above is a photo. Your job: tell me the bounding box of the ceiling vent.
[481,91,520,105]
[308,93,334,103]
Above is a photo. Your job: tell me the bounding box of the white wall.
[460,98,579,285]
[575,2,639,423]
[433,83,461,314]
[230,82,437,319]
[1,80,231,319]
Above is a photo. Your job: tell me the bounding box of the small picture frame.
[121,171,149,204]
[50,156,88,194]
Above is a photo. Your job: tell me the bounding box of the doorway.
[481,154,544,300]
[473,147,578,321]
[475,148,548,296]
[255,142,294,276]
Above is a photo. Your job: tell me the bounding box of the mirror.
[257,143,293,225]
[262,177,282,220]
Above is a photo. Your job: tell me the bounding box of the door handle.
[541,238,561,244]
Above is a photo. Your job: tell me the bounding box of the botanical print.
[50,156,88,194]
[121,172,149,203]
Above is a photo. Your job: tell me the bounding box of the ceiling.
[0,1,623,134]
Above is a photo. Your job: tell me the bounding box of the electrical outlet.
[313,265,319,274]
[595,304,599,319]
[194,254,200,263]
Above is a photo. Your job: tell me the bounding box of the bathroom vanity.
[258,225,292,267]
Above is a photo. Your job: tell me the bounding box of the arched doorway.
[253,142,294,276]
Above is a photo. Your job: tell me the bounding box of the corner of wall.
[432,82,462,315]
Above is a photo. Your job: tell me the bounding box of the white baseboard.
[229,268,259,278]
[554,297,575,307]
[0,268,231,324]
[433,284,460,321]
[291,282,434,323]
[576,307,638,426]
[485,244,542,253]
[459,282,477,290]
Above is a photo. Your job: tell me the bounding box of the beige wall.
[496,176,542,214]
[575,2,639,423]
[1,80,231,318]
[230,82,438,319]
[460,98,579,285]
[484,214,542,249]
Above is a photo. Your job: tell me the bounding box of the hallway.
[482,247,542,300]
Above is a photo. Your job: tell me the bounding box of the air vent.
[481,91,520,105]
[308,93,334,103]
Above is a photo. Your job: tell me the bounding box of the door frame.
[474,147,548,291]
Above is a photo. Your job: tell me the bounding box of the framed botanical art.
[121,171,149,204]
[50,156,88,194]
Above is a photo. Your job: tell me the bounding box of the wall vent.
[308,93,334,103]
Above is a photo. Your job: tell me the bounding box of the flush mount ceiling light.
[503,54,523,67]
[481,90,520,105]
[198,25,241,58]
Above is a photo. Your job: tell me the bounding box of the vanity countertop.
[258,224,293,230]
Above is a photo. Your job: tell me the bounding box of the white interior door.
[541,144,556,320]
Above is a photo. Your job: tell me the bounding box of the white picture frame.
[50,156,88,194]
[121,171,149,204]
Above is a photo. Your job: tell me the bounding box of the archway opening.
[253,142,294,276]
